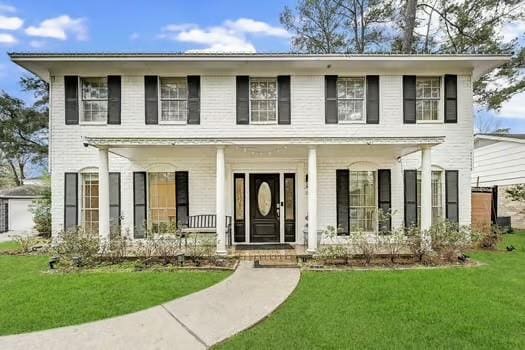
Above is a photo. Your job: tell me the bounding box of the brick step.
[254,259,299,268]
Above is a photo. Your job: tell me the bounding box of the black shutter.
[133,172,147,238]
[336,169,349,235]
[187,76,200,124]
[144,76,158,124]
[404,170,418,227]
[403,75,416,124]
[107,75,121,125]
[446,170,459,223]
[325,75,338,124]
[378,169,391,233]
[176,171,189,228]
[236,76,249,124]
[64,172,78,230]
[109,172,121,234]
[444,75,458,123]
[366,75,380,124]
[64,76,79,125]
[278,75,291,124]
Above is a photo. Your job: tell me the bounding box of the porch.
[83,136,444,255]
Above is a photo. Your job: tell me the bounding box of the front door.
[250,174,280,242]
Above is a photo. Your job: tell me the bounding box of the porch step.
[253,259,299,268]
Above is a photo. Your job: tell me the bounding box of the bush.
[378,228,406,264]
[472,224,502,249]
[52,228,100,266]
[351,231,377,265]
[30,176,51,238]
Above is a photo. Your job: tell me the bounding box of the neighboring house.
[0,185,44,234]
[10,53,508,253]
[472,133,525,229]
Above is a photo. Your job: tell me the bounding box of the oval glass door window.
[257,181,272,216]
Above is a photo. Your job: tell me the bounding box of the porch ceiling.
[84,136,444,161]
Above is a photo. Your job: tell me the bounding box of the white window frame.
[417,170,446,225]
[158,76,188,125]
[147,172,177,234]
[415,76,444,124]
[249,77,278,125]
[78,76,108,125]
[349,170,377,233]
[81,173,99,234]
[337,77,366,124]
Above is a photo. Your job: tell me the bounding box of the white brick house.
[10,53,508,254]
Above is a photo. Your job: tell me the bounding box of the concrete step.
[253,259,299,268]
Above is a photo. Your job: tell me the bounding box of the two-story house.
[9,53,509,254]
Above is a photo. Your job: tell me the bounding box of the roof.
[0,185,46,199]
[474,133,525,144]
[8,52,511,82]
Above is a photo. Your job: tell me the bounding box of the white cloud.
[495,92,525,119]
[224,18,290,38]
[0,32,16,44]
[160,18,289,52]
[0,4,16,13]
[25,15,88,41]
[501,20,525,42]
[0,15,23,30]
[29,40,46,48]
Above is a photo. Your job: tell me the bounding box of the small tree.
[506,184,525,203]
[30,175,51,237]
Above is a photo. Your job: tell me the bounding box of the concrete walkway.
[0,261,300,350]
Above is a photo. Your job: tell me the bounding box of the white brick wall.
[49,72,473,237]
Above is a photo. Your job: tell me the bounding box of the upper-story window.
[160,77,188,123]
[337,77,365,122]
[250,78,277,123]
[416,77,440,121]
[81,77,108,123]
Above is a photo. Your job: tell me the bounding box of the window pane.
[250,78,277,122]
[82,77,108,100]
[149,172,176,234]
[416,77,440,121]
[160,78,187,99]
[82,173,99,234]
[285,177,294,220]
[337,78,365,122]
[349,171,376,232]
[417,171,443,225]
[235,177,244,221]
[161,100,187,121]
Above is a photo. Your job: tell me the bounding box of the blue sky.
[0,0,524,132]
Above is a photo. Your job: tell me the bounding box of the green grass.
[0,240,20,252]
[0,253,230,336]
[220,232,525,350]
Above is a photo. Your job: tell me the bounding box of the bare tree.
[280,0,347,53]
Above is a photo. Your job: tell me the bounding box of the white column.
[216,146,227,255]
[420,146,432,246]
[98,147,110,245]
[307,146,318,253]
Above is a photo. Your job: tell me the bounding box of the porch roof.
[83,136,445,148]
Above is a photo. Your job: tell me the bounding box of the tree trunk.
[7,160,21,186]
[402,0,418,53]
[17,160,25,185]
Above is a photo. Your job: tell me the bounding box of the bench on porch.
[179,215,232,247]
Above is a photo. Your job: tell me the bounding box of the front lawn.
[0,250,230,335]
[220,232,525,349]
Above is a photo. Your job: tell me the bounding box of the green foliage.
[30,175,51,237]
[506,184,525,203]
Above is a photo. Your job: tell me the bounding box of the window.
[337,77,365,122]
[417,170,444,224]
[82,173,99,234]
[250,78,277,123]
[81,77,108,122]
[235,176,245,221]
[160,77,187,122]
[148,172,177,234]
[416,77,440,121]
[349,171,376,232]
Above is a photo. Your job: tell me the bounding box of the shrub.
[351,231,377,265]
[378,228,406,264]
[30,176,51,238]
[472,224,502,249]
[52,228,100,266]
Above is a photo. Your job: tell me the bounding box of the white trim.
[474,134,525,144]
